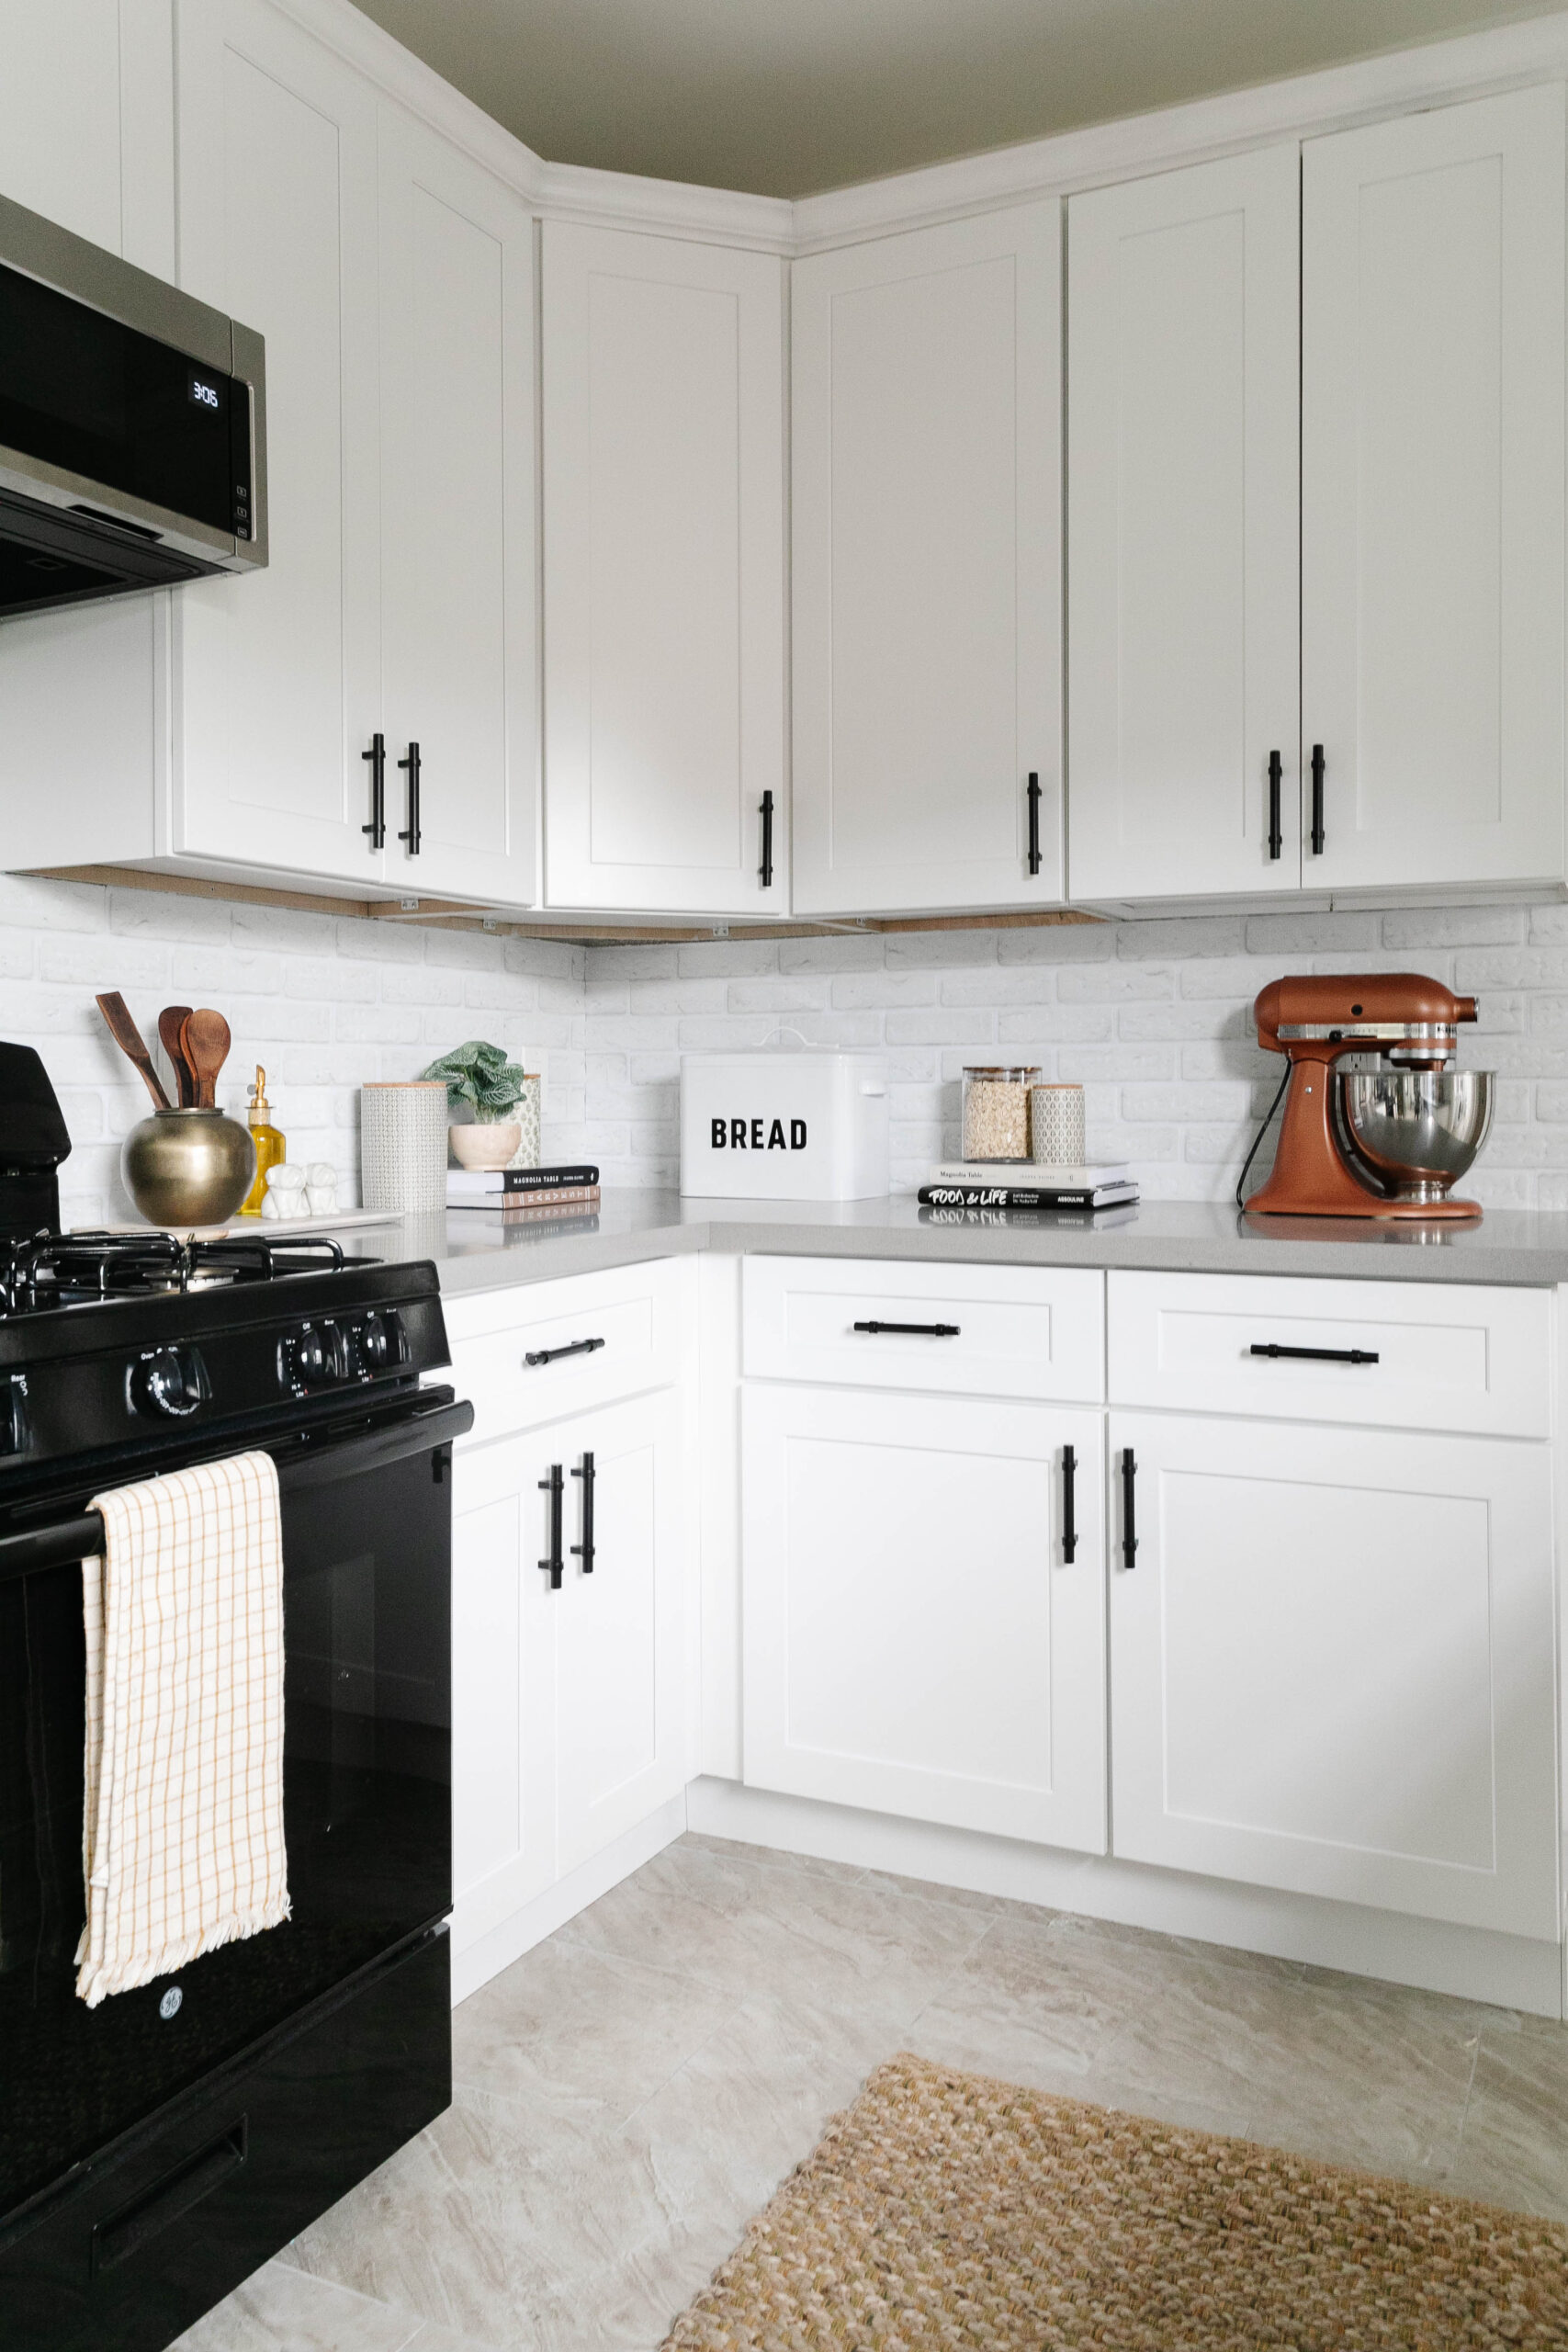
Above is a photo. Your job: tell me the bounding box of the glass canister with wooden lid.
[960,1066,1041,1161]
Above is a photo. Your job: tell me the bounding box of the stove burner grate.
[0,1228,347,1317]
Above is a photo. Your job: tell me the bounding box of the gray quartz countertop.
[341,1192,1568,1295]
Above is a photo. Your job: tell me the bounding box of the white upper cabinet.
[378,107,537,905]
[173,0,384,884]
[791,202,1064,916]
[1302,85,1565,894]
[542,221,786,916]
[1067,148,1301,906]
[0,0,174,265]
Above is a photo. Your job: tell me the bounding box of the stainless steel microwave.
[0,191,266,620]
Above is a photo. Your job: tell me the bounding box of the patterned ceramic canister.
[505,1074,542,1170]
[1029,1083,1087,1166]
[360,1081,449,1213]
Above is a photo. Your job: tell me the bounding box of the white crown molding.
[535,160,795,253]
[265,0,547,198]
[792,11,1568,249]
[264,0,1568,255]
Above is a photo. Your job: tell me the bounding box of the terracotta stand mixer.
[1245,973,1495,1220]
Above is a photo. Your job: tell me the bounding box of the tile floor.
[174,1830,1568,2351]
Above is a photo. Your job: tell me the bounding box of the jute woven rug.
[660,2052,1568,2350]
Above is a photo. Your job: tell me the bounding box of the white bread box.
[680,1046,889,1200]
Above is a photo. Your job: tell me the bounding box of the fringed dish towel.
[75,1451,289,2007]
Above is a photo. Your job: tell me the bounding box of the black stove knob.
[286,1320,346,1392]
[357,1309,404,1371]
[132,1344,210,1419]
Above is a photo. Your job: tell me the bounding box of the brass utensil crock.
[121,1108,256,1228]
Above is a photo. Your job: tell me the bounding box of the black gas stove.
[0,1048,468,2351]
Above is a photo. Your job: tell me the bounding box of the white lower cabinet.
[741,1384,1107,1851]
[450,1386,686,1955]
[1108,1409,1559,1939]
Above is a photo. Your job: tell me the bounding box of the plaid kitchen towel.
[75,1451,289,2007]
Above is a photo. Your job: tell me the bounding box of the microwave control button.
[132,1344,209,1419]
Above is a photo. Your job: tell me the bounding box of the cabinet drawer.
[444,1259,684,1442]
[743,1256,1104,1401]
[1109,1272,1551,1438]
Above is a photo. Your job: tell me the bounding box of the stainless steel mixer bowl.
[1339,1069,1495,1203]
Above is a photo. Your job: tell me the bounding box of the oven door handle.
[0,1395,474,1582]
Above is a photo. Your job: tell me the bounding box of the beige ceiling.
[351,0,1563,198]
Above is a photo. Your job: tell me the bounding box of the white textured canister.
[361,1081,448,1213]
[681,1047,888,1200]
[1030,1083,1087,1165]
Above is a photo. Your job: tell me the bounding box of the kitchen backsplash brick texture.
[4,877,1566,1219]
[0,874,586,1227]
[581,903,1568,1211]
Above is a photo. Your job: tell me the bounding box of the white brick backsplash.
[581,908,1567,1208]
[10,880,1568,1218]
[1,880,578,1226]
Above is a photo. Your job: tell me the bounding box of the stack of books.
[917,1159,1139,1212]
[447,1163,601,1218]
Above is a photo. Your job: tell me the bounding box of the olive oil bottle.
[241,1065,286,1216]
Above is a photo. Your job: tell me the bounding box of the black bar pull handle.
[1061,1442,1077,1564]
[1250,1342,1380,1365]
[852,1319,961,1339]
[759,789,775,888]
[362,732,386,849]
[399,740,422,855]
[525,1335,606,1368]
[1121,1448,1137,1568]
[1026,772,1043,876]
[93,2119,247,2274]
[539,1463,564,1589]
[1267,749,1283,861]
[571,1450,596,1574]
[1309,742,1325,856]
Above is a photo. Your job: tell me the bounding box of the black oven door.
[0,1392,466,2223]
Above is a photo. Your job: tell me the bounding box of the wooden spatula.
[158,1005,196,1108]
[96,992,171,1111]
[180,1008,231,1111]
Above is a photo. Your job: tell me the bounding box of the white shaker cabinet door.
[170,0,384,884]
[1303,85,1566,893]
[742,1385,1106,1851]
[0,0,175,869]
[542,222,786,916]
[1067,148,1301,905]
[450,1435,559,1956]
[378,107,537,907]
[791,203,1064,916]
[1109,1412,1558,1939]
[554,1391,687,1876]
[0,0,173,262]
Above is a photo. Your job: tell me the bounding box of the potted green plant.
[422,1039,532,1171]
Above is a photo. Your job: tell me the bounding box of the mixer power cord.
[1234,1065,1292,1209]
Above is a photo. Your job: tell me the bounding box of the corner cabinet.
[541,221,786,917]
[1068,83,1566,910]
[790,202,1065,916]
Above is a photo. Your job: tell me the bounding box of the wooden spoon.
[158,1005,196,1108]
[96,991,171,1112]
[180,1008,231,1111]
